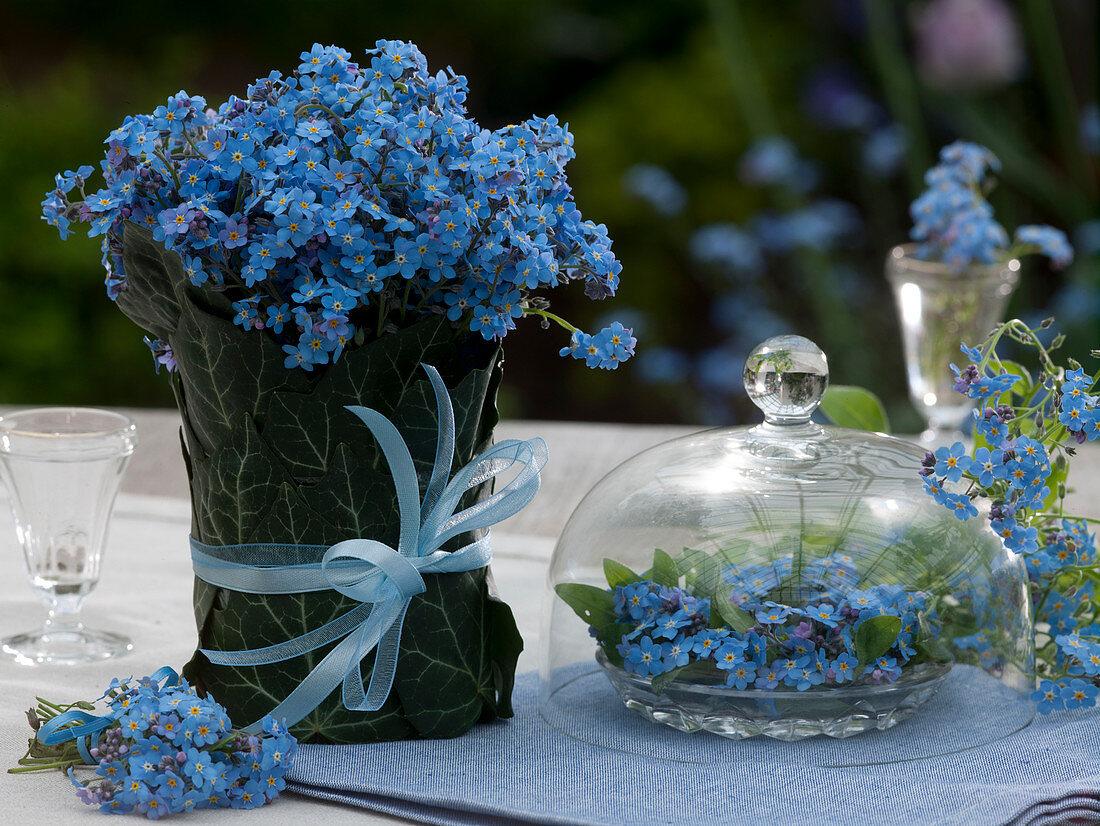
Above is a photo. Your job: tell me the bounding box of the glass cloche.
[540,335,1033,761]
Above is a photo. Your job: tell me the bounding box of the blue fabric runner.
[285,667,1100,826]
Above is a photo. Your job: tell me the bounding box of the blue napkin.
[285,667,1100,826]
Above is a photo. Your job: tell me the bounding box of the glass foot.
[1,626,132,666]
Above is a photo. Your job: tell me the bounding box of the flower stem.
[523,306,577,334]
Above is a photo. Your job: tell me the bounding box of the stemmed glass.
[0,407,136,665]
[886,245,1020,445]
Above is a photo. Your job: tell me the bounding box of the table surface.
[0,410,1096,825]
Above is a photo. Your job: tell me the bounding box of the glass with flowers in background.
[888,142,1073,445]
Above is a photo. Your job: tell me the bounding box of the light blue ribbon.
[38,667,181,764]
[191,364,547,733]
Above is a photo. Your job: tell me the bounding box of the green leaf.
[649,548,678,587]
[650,660,722,694]
[555,583,617,629]
[677,548,720,602]
[262,317,496,482]
[912,637,954,666]
[602,559,638,589]
[188,412,285,546]
[483,590,524,718]
[116,222,184,340]
[395,569,491,737]
[712,590,756,634]
[169,290,310,458]
[820,385,891,433]
[854,615,903,666]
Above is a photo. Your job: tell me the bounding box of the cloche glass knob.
[743,335,829,425]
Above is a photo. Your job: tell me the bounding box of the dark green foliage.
[117,225,522,744]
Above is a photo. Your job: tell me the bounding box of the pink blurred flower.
[912,0,1025,92]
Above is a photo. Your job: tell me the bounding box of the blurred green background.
[1,0,1097,428]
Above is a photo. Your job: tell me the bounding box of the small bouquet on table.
[17,39,635,817]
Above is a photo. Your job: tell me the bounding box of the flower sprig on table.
[11,670,296,818]
[557,548,941,693]
[41,40,635,372]
[910,141,1073,272]
[919,318,1100,713]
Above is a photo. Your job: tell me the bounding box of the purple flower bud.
[792,621,814,639]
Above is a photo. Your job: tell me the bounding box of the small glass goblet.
[886,245,1020,446]
[0,407,136,665]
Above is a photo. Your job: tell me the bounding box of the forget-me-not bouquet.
[919,318,1100,713]
[909,141,1073,272]
[11,669,296,819]
[36,41,621,745]
[42,40,634,371]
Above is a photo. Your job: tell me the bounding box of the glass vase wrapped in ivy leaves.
[43,41,635,743]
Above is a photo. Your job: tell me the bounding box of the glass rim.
[888,243,1020,276]
[0,407,137,440]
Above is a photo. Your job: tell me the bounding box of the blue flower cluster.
[910,141,1073,272]
[920,325,1100,715]
[1058,367,1100,443]
[921,348,1099,567]
[67,673,295,818]
[42,41,633,371]
[1033,606,1100,713]
[611,554,934,691]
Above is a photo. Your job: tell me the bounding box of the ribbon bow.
[37,667,181,763]
[190,364,547,732]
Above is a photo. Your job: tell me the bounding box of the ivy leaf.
[555,583,616,629]
[188,412,285,546]
[394,569,492,738]
[483,588,523,719]
[821,385,891,433]
[854,615,903,666]
[603,559,638,588]
[169,290,309,458]
[650,660,722,694]
[116,222,184,340]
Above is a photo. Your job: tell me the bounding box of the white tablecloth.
[0,412,1096,824]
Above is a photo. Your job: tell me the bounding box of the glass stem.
[44,606,83,634]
